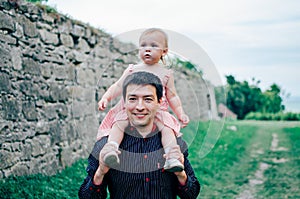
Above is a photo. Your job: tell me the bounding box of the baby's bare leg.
[160,125,177,151]
[157,121,184,172]
[104,120,128,168]
[107,120,128,146]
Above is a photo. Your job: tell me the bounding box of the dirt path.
[236,129,269,199]
[237,125,291,199]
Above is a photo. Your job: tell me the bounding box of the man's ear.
[158,98,163,104]
[162,48,168,56]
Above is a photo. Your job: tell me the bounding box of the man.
[78,71,200,199]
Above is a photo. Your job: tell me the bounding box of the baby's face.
[139,32,168,65]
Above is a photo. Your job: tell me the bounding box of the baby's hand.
[179,114,189,128]
[98,98,108,111]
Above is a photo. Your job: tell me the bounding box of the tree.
[224,75,284,119]
[227,78,263,119]
[261,83,284,113]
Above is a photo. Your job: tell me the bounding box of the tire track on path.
[236,125,284,199]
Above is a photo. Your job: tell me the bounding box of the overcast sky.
[46,0,300,100]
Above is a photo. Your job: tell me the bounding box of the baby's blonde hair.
[139,28,168,64]
[139,28,168,48]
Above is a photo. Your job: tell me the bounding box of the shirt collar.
[124,124,160,138]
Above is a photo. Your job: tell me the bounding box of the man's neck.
[133,124,154,138]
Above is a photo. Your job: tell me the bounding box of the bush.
[245,111,300,121]
[26,0,48,3]
[282,112,300,121]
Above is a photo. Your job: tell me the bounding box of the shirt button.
[89,187,93,190]
[146,177,150,182]
[96,188,100,192]
[144,154,148,159]
[143,138,147,142]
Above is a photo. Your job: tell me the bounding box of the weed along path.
[235,121,300,199]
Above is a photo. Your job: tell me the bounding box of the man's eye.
[128,97,136,101]
[145,98,153,102]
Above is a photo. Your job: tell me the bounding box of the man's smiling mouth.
[133,113,147,118]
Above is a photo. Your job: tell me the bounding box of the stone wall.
[0,0,217,178]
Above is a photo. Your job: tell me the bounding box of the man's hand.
[98,98,108,111]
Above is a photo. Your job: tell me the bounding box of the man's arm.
[78,138,109,199]
[176,139,201,199]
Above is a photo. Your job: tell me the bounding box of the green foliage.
[26,0,48,3]
[225,75,285,119]
[169,56,203,75]
[225,75,264,119]
[261,84,284,113]
[245,111,300,121]
[214,86,226,105]
[174,58,197,72]
[25,0,57,13]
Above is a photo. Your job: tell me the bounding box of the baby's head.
[139,28,168,49]
[139,28,169,65]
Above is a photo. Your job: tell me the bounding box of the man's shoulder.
[176,137,188,153]
[90,136,108,157]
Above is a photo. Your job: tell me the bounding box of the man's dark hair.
[122,71,163,102]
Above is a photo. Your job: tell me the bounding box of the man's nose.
[136,99,145,110]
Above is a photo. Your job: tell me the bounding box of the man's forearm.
[93,167,105,185]
[78,158,108,199]
[176,171,188,186]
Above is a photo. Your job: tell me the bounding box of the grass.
[258,125,300,198]
[1,121,299,198]
[0,160,87,199]
[187,121,259,198]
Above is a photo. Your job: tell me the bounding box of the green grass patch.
[190,121,259,198]
[259,125,300,198]
[0,159,87,199]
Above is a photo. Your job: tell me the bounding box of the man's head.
[122,72,163,129]
[122,71,163,101]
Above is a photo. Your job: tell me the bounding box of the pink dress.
[96,65,182,140]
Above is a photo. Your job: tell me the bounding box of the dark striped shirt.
[78,125,200,199]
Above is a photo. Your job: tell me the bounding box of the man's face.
[124,84,160,128]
